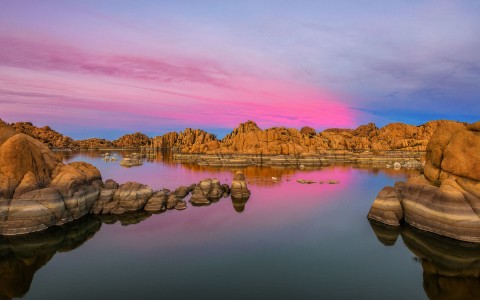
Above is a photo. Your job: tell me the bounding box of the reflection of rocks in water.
[96,211,152,226]
[423,273,480,300]
[370,222,480,300]
[231,196,249,213]
[0,215,101,300]
[402,225,480,278]
[368,219,400,246]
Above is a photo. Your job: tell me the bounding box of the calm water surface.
[2,151,478,299]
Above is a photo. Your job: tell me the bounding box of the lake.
[1,151,478,300]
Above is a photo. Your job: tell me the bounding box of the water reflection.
[97,211,153,226]
[369,221,480,300]
[58,150,418,188]
[0,216,101,300]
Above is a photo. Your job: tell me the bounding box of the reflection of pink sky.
[64,153,409,253]
[96,167,358,251]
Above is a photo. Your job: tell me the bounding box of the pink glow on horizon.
[0,34,358,136]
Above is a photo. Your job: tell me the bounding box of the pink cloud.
[0,34,358,135]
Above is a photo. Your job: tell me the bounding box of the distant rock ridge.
[151,128,217,151]
[6,119,464,153]
[368,120,480,243]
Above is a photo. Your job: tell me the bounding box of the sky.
[0,0,479,139]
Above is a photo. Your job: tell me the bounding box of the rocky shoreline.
[173,150,424,168]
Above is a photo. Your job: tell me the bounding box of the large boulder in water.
[368,121,480,242]
[0,121,102,235]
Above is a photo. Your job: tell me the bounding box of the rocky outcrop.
[0,122,102,235]
[368,121,480,242]
[151,128,218,151]
[6,119,459,154]
[91,181,153,214]
[300,126,316,136]
[113,132,150,148]
[10,121,73,149]
[144,190,168,212]
[230,171,251,200]
[172,120,461,155]
[189,179,230,206]
[73,138,114,149]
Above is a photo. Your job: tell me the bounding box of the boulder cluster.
[0,120,251,235]
[368,121,480,242]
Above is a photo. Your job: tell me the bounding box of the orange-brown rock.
[300,126,316,136]
[112,132,150,148]
[73,138,113,149]
[0,122,102,235]
[10,121,73,149]
[0,133,61,199]
[368,121,480,243]
[0,119,16,145]
[174,120,460,155]
[151,128,218,151]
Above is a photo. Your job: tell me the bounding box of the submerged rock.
[297,179,316,184]
[119,156,143,167]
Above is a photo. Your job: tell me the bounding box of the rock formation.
[230,171,251,200]
[0,121,103,235]
[113,132,150,148]
[151,128,218,151]
[6,119,461,154]
[172,120,460,155]
[119,154,143,167]
[73,138,114,149]
[368,121,480,242]
[189,178,230,206]
[10,121,74,149]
